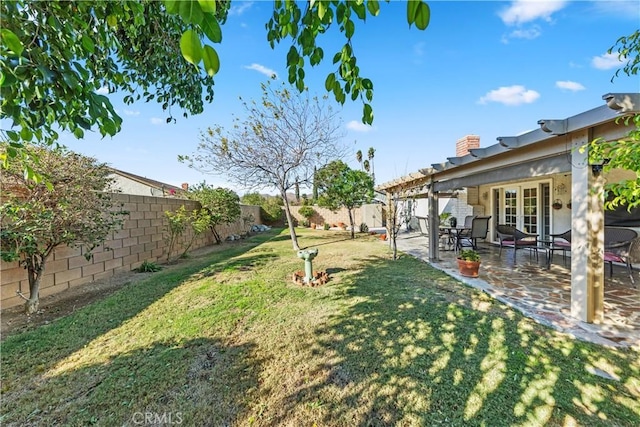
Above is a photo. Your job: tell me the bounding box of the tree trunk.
[25,256,46,315]
[211,226,221,244]
[280,192,300,250]
[348,208,355,239]
[387,201,398,260]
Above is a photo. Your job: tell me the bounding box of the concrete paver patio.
[392,230,640,349]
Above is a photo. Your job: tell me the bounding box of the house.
[109,168,187,198]
[377,92,640,324]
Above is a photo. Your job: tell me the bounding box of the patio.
[393,230,640,348]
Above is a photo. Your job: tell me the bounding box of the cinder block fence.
[289,205,363,228]
[1,194,261,309]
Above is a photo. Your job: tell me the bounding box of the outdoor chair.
[463,215,475,229]
[457,216,491,250]
[604,227,638,286]
[415,216,429,237]
[496,224,538,261]
[549,230,571,264]
[454,215,475,247]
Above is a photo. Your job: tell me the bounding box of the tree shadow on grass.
[1,337,264,426]
[261,254,640,426]
[0,234,276,389]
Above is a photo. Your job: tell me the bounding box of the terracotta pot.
[380,233,387,241]
[457,259,480,278]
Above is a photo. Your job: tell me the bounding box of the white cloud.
[478,85,540,106]
[591,52,624,70]
[499,1,567,25]
[555,80,585,91]
[229,1,253,16]
[346,120,373,132]
[413,41,425,57]
[509,26,541,40]
[124,109,140,116]
[244,63,278,79]
[150,117,165,125]
[588,0,640,18]
[96,86,109,95]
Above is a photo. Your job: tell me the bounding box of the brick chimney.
[456,135,480,157]
[181,183,189,190]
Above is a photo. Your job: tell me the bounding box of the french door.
[491,182,551,240]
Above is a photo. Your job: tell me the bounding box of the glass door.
[492,184,542,237]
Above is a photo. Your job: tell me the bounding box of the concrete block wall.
[1,194,261,309]
[289,205,363,228]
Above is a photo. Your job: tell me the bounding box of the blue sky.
[61,0,640,194]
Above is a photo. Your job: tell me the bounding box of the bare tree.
[180,81,344,250]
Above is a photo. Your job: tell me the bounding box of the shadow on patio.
[393,231,640,348]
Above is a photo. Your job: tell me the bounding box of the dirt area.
[0,242,238,339]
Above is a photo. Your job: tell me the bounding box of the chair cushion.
[516,239,537,246]
[555,241,571,248]
[604,252,623,263]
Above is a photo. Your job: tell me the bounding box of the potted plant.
[457,249,481,277]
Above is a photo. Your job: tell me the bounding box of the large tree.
[1,0,430,172]
[180,81,344,250]
[316,160,374,239]
[0,1,222,161]
[187,183,241,244]
[0,144,125,314]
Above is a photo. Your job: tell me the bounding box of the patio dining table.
[439,226,472,251]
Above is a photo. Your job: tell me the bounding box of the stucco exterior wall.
[1,194,261,309]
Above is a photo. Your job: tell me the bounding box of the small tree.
[588,114,640,209]
[591,31,640,209]
[0,144,125,314]
[182,208,212,258]
[298,205,315,227]
[316,160,374,239]
[242,192,284,224]
[188,183,241,244]
[180,80,344,250]
[164,206,190,262]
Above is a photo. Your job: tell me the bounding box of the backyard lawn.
[1,228,639,426]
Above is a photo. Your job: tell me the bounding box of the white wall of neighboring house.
[110,174,179,198]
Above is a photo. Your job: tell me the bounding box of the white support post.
[570,129,604,323]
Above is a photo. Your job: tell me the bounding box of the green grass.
[1,228,639,426]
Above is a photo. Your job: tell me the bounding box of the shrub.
[298,205,315,221]
[359,223,369,233]
[135,261,162,273]
[323,223,330,230]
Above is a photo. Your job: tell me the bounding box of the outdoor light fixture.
[590,158,610,176]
